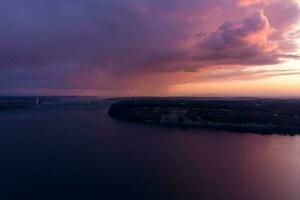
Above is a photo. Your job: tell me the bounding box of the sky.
[0,0,300,97]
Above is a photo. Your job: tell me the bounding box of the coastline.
[108,99,300,135]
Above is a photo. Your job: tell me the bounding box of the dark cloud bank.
[0,0,299,95]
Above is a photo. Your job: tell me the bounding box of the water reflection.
[1,106,300,199]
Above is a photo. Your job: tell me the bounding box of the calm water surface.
[1,102,300,199]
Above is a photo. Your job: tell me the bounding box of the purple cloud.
[0,0,299,95]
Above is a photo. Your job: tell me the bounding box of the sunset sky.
[1,0,300,97]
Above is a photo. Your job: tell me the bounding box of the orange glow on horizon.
[168,75,300,97]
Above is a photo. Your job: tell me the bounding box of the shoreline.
[108,99,300,135]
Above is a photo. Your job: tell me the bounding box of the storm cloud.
[0,0,299,95]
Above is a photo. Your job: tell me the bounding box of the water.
[1,102,300,199]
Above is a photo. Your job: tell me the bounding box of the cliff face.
[108,99,300,134]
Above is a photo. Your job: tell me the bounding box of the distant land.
[108,98,300,135]
[2,96,300,135]
[0,96,105,111]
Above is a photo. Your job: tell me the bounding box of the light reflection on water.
[1,105,300,199]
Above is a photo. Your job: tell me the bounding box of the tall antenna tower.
[134,93,138,106]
